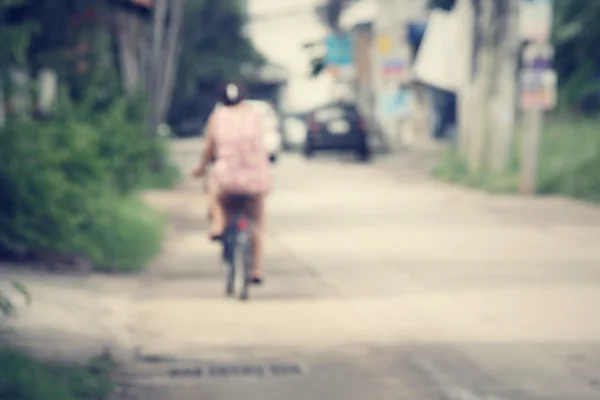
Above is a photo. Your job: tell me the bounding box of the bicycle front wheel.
[223,225,237,296]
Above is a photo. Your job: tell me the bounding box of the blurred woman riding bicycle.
[192,80,272,284]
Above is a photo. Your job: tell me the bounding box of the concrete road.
[121,138,600,400]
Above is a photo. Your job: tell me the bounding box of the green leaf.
[11,280,31,306]
[0,294,15,316]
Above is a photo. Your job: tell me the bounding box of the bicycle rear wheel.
[238,230,252,301]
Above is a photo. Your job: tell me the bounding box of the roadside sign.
[522,42,553,69]
[519,0,552,41]
[380,43,411,83]
[381,57,409,80]
[520,68,557,110]
[324,33,353,67]
[377,34,392,55]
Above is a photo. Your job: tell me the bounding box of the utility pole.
[373,0,426,152]
[372,0,394,150]
[455,0,476,160]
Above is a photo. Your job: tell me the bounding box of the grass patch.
[433,117,600,202]
[84,196,167,273]
[536,117,600,201]
[0,348,115,400]
[432,148,519,194]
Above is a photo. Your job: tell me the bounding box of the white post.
[38,69,58,115]
[519,108,542,194]
[489,0,519,172]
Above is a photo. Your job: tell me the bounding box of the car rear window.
[315,108,345,122]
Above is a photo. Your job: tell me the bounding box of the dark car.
[303,102,370,161]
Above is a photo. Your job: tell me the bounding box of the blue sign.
[324,34,353,66]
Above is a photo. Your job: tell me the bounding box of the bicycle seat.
[224,194,254,214]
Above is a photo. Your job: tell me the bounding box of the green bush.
[55,92,178,195]
[91,98,163,194]
[0,119,109,255]
[433,117,600,202]
[433,148,519,194]
[84,196,166,273]
[0,348,115,400]
[0,92,175,272]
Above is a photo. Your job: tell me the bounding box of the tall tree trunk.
[156,0,184,127]
[149,0,168,137]
[147,0,185,138]
[116,10,142,94]
[456,0,476,158]
[488,0,518,172]
[139,21,152,94]
[467,0,494,173]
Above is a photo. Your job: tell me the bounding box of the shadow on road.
[126,341,600,400]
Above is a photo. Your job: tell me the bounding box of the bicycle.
[220,194,255,301]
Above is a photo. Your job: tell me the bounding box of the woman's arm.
[193,113,217,177]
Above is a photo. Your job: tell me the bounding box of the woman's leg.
[250,195,265,279]
[206,176,216,220]
[209,187,226,238]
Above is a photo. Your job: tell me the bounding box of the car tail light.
[308,114,318,134]
[237,219,248,231]
[358,119,367,132]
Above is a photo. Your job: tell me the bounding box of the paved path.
[125,139,600,399]
[4,138,600,399]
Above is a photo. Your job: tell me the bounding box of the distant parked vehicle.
[282,116,307,151]
[303,102,370,162]
[174,117,206,137]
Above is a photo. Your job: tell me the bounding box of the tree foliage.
[552,0,600,112]
[0,90,166,260]
[0,0,172,274]
[168,0,264,129]
[0,0,38,70]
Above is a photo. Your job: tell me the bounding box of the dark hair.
[217,80,247,106]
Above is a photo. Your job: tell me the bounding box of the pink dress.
[211,104,271,196]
